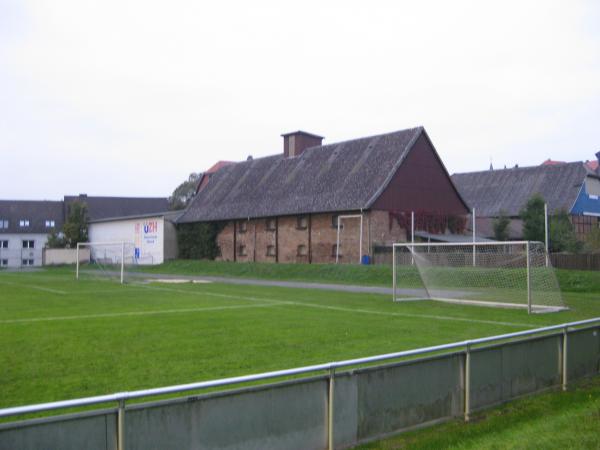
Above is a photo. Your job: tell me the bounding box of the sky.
[1,0,599,200]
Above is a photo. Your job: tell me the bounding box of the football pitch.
[1,267,599,413]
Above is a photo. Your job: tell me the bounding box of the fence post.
[118,399,126,450]
[464,343,471,422]
[562,327,568,391]
[328,367,335,450]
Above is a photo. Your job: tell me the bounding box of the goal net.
[76,242,136,284]
[393,241,566,313]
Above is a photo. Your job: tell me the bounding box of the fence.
[0,318,599,450]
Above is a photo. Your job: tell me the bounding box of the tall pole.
[76,243,80,280]
[544,203,549,267]
[411,211,415,265]
[359,214,363,264]
[526,240,532,314]
[120,242,125,284]
[472,208,476,267]
[336,217,341,264]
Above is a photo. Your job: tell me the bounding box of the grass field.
[1,264,600,428]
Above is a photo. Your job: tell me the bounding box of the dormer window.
[45,220,56,228]
[0,220,8,229]
[19,220,30,228]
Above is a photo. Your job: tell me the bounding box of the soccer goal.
[76,242,136,284]
[392,241,566,313]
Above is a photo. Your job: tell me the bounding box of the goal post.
[335,214,364,264]
[392,241,566,313]
[76,241,134,284]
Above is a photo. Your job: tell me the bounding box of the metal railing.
[1,317,599,450]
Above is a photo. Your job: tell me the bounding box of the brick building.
[178,127,470,263]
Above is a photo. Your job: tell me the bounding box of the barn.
[178,127,470,263]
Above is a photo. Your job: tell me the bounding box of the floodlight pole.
[544,203,549,267]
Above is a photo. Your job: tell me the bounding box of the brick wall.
[215,210,409,264]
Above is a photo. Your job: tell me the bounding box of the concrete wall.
[2,325,598,450]
[0,233,48,268]
[43,248,91,265]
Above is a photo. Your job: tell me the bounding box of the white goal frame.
[392,240,566,314]
[76,241,132,284]
[335,214,364,264]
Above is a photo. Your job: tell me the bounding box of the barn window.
[266,218,276,231]
[238,221,247,233]
[297,245,308,256]
[237,244,247,256]
[266,245,276,256]
[296,216,308,230]
[331,244,341,257]
[331,215,343,229]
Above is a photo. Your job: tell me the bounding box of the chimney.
[281,131,324,157]
[595,151,600,165]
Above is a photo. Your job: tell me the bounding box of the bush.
[177,222,224,259]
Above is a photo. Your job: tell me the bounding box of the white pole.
[526,241,531,314]
[392,244,396,302]
[545,203,549,267]
[359,214,363,264]
[336,217,341,264]
[76,243,80,280]
[120,242,125,284]
[411,211,415,265]
[472,208,476,267]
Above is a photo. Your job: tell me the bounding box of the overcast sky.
[1,0,599,200]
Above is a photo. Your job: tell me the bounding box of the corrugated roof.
[451,162,588,216]
[178,127,424,223]
[0,200,64,234]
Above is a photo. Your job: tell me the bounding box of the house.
[451,160,600,240]
[0,195,170,268]
[0,200,64,268]
[178,127,470,263]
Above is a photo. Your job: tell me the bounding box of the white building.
[88,211,181,265]
[0,200,64,268]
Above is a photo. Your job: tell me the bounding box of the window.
[22,240,35,249]
[238,221,247,233]
[22,259,34,266]
[331,215,343,229]
[1,259,7,266]
[0,219,8,229]
[296,216,308,230]
[297,244,308,256]
[0,240,7,249]
[237,244,247,256]
[266,245,276,256]
[19,219,30,228]
[45,220,56,228]
[266,218,276,231]
[332,244,341,257]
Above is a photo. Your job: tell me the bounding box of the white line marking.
[0,303,280,324]
[0,280,67,295]
[136,283,538,328]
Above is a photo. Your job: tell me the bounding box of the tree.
[549,210,581,253]
[46,230,67,249]
[169,173,201,210]
[63,201,88,248]
[492,210,510,241]
[520,194,546,242]
[584,227,600,253]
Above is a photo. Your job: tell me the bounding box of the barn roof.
[179,127,424,223]
[451,162,591,217]
[0,200,64,234]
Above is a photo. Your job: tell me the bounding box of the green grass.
[131,259,600,293]
[1,267,599,416]
[358,377,600,450]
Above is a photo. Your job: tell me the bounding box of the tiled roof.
[0,200,64,234]
[451,162,588,216]
[179,127,424,223]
